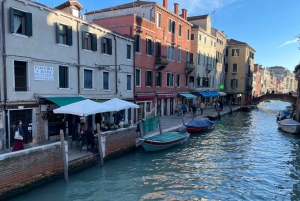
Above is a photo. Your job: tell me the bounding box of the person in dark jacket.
[12,120,25,152]
[181,104,187,118]
[192,104,197,117]
[85,127,95,151]
[113,111,122,125]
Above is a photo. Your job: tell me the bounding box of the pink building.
[86,0,195,119]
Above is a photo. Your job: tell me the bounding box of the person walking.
[200,102,205,115]
[192,103,197,117]
[181,104,187,118]
[175,103,181,117]
[12,120,25,152]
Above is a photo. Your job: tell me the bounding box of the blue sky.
[37,0,300,71]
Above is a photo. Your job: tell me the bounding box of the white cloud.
[276,38,299,48]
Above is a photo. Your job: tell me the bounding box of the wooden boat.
[184,118,214,133]
[248,104,258,109]
[277,119,300,134]
[142,132,190,151]
[241,105,252,111]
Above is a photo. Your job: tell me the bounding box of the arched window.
[233,63,238,73]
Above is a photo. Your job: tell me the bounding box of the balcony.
[185,62,195,74]
[155,55,169,70]
[206,64,213,73]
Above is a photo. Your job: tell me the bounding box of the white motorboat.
[277,119,300,134]
[276,110,291,121]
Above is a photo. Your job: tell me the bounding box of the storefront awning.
[45,97,86,106]
[199,91,220,98]
[179,93,197,99]
[218,92,227,97]
[136,93,155,100]
[157,93,178,98]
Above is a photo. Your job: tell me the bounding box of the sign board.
[34,65,54,81]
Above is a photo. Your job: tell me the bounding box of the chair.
[79,135,88,152]
[71,132,79,148]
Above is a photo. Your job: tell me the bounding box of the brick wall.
[103,127,136,160]
[0,142,63,200]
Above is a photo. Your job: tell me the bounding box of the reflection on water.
[11,101,300,201]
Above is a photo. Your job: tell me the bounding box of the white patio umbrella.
[101,98,139,111]
[53,99,115,116]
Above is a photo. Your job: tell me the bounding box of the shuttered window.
[102,37,112,55]
[156,72,162,87]
[231,79,238,88]
[56,23,72,45]
[84,69,93,89]
[146,71,152,87]
[103,72,109,90]
[82,31,97,51]
[146,39,154,55]
[127,75,132,90]
[136,69,141,87]
[59,66,69,88]
[127,44,132,59]
[10,7,32,37]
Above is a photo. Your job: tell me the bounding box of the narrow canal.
[11,100,300,201]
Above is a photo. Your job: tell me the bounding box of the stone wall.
[0,142,63,200]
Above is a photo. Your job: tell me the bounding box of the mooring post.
[229,96,233,115]
[157,113,163,135]
[96,123,104,166]
[60,129,68,182]
[139,119,144,138]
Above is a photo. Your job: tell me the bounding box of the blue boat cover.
[278,110,290,117]
[199,91,219,98]
[145,132,189,142]
[185,119,215,128]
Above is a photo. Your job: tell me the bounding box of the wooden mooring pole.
[60,130,68,182]
[96,123,104,166]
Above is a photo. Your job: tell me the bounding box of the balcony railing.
[155,55,169,70]
[206,64,213,72]
[185,61,195,74]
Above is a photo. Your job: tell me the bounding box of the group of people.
[175,102,207,117]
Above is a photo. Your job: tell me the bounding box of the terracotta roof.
[227,39,248,45]
[187,14,209,21]
[86,1,156,15]
[55,0,83,10]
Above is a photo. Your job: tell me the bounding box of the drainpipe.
[132,26,136,102]
[114,35,118,95]
[77,21,80,94]
[2,0,7,149]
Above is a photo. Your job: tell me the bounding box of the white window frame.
[166,72,174,87]
[167,45,174,61]
[177,48,181,63]
[178,24,182,37]
[58,65,70,89]
[157,12,162,28]
[127,74,132,91]
[232,63,238,73]
[83,68,94,90]
[186,28,190,40]
[168,18,176,34]
[13,59,30,93]
[126,44,132,60]
[198,34,201,41]
[103,71,110,90]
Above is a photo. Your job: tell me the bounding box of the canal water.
[11,100,300,201]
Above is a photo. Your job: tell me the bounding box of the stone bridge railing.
[250,94,297,105]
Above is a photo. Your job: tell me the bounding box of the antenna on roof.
[212,6,217,28]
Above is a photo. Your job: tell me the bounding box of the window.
[146,39,154,55]
[204,37,206,43]
[185,75,188,87]
[156,42,161,55]
[168,18,175,34]
[127,75,132,90]
[191,34,194,40]
[136,69,141,87]
[56,23,72,45]
[177,48,181,62]
[187,29,190,40]
[84,69,93,89]
[177,74,180,87]
[82,31,97,51]
[146,71,152,87]
[190,53,194,63]
[10,8,32,37]
[146,102,151,112]
[167,45,174,60]
[198,34,201,41]
[186,51,189,62]
[157,12,162,28]
[178,24,182,37]
[167,73,174,87]
[135,34,141,53]
[102,37,112,55]
[59,66,69,88]
[232,49,239,56]
[211,40,213,46]
[203,55,206,65]
[103,72,109,90]
[14,61,28,91]
[126,44,132,59]
[197,53,201,65]
[156,72,162,87]
[233,63,238,73]
[231,79,238,88]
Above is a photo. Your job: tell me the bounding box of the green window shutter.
[59,66,64,88]
[108,38,112,55]
[25,12,32,36]
[56,23,60,43]
[135,35,140,52]
[82,31,85,49]
[66,26,72,46]
[230,79,233,88]
[10,8,14,33]
[91,33,97,51]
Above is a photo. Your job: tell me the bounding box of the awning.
[179,93,197,99]
[218,92,227,97]
[199,91,219,98]
[157,93,177,98]
[45,97,86,106]
[136,93,155,100]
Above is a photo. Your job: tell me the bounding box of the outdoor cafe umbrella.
[53,99,115,116]
[101,98,139,111]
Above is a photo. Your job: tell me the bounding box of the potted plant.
[110,124,119,130]
[122,123,130,128]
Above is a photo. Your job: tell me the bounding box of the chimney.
[163,0,168,9]
[174,3,179,15]
[182,9,187,20]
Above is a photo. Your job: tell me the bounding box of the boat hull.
[142,132,190,151]
[278,119,300,134]
[186,126,210,133]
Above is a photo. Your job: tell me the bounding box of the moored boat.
[248,104,258,109]
[277,119,300,134]
[276,110,291,121]
[142,132,190,151]
[241,105,252,111]
[184,118,215,133]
